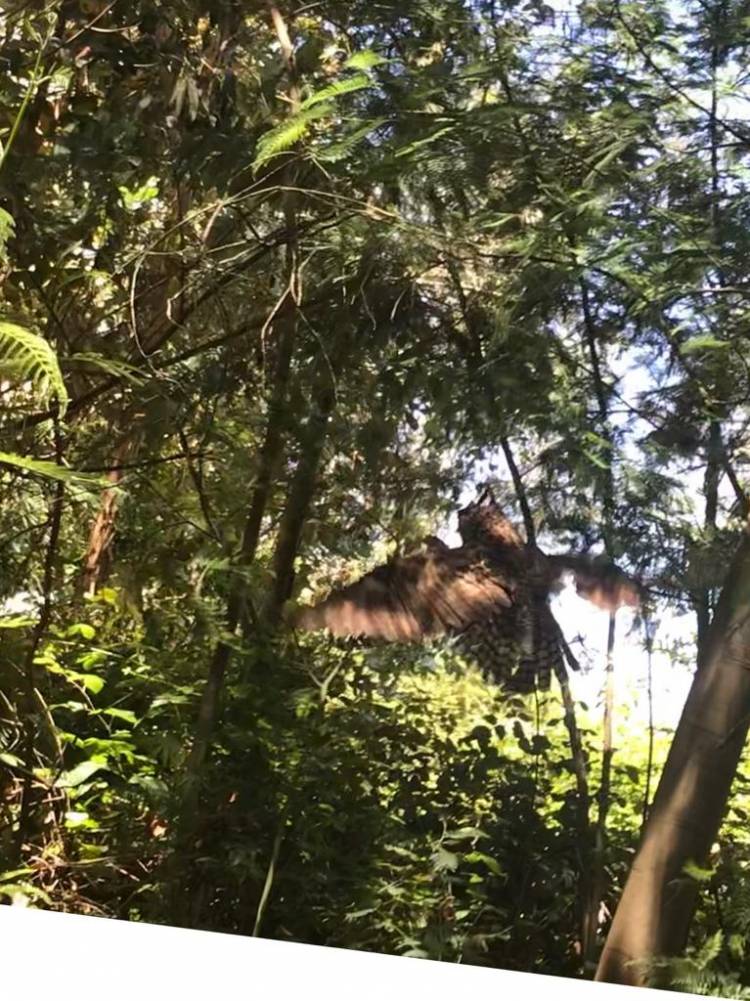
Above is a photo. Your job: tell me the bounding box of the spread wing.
[293,541,515,641]
[547,554,642,611]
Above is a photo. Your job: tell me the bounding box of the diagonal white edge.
[0,906,706,1001]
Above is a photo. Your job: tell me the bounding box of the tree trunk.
[82,436,131,594]
[595,520,750,986]
[262,381,336,626]
[182,301,297,787]
[177,0,301,810]
[582,611,616,971]
[696,419,722,668]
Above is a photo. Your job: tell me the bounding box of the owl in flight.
[294,488,640,692]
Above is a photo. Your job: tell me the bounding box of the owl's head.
[457,487,524,547]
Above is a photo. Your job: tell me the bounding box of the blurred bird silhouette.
[294,488,641,692]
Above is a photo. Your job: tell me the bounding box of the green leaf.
[78,674,106,695]
[442,826,488,843]
[118,176,159,211]
[432,846,459,872]
[66,623,96,640]
[0,452,109,490]
[465,851,504,876]
[56,760,105,788]
[99,707,137,725]
[680,335,729,355]
[0,320,69,412]
[64,810,98,830]
[38,655,105,694]
[0,615,35,629]
[0,207,14,262]
[85,586,119,605]
[683,860,715,883]
[344,51,390,71]
[0,867,34,882]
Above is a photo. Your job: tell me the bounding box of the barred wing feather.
[294,545,515,642]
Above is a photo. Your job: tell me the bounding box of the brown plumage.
[294,488,641,692]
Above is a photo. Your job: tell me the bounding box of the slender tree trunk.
[582,611,616,971]
[177,0,301,815]
[445,263,596,966]
[82,436,131,594]
[262,382,336,626]
[182,296,297,792]
[578,274,620,968]
[551,652,592,957]
[696,22,726,668]
[696,420,722,667]
[499,436,536,545]
[596,519,750,986]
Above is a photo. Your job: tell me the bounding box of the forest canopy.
[3,1,750,995]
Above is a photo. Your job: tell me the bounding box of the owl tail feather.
[506,605,565,694]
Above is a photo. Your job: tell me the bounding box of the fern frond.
[66,352,146,386]
[0,321,69,413]
[301,73,373,110]
[315,117,388,163]
[253,103,333,171]
[0,208,14,264]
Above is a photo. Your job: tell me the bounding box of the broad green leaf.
[64,811,99,830]
[84,586,119,605]
[150,692,195,708]
[98,707,137,725]
[56,760,105,788]
[344,51,389,71]
[77,674,106,694]
[465,851,504,875]
[66,622,96,640]
[38,656,106,694]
